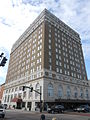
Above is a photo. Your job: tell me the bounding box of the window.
[56,68,59,72]
[59,49,61,53]
[49,29,51,32]
[49,34,51,37]
[49,45,51,49]
[58,85,63,97]
[59,56,61,60]
[49,51,51,56]
[49,39,51,43]
[71,72,74,77]
[74,87,78,98]
[64,70,67,75]
[64,64,66,68]
[7,95,10,102]
[10,94,13,101]
[48,83,53,97]
[55,43,58,47]
[67,71,70,75]
[56,54,58,59]
[59,62,62,66]
[37,72,41,78]
[86,89,89,99]
[80,88,84,98]
[67,86,71,98]
[49,65,52,70]
[56,48,58,52]
[60,69,62,73]
[56,61,58,65]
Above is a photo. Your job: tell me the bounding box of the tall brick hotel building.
[2,9,90,110]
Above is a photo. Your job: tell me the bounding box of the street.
[1,109,90,120]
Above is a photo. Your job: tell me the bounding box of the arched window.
[58,85,63,98]
[48,83,53,97]
[66,86,71,98]
[86,89,89,99]
[80,88,84,98]
[74,87,78,98]
[35,83,40,98]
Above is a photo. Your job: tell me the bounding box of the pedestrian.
[52,117,57,120]
[40,114,45,120]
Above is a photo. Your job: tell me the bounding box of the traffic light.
[0,53,4,58]
[22,86,25,91]
[0,57,7,66]
[30,87,33,92]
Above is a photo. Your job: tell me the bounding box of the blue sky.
[0,0,90,84]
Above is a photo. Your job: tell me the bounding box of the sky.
[0,0,90,85]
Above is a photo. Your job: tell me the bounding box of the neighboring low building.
[0,83,5,104]
[2,9,90,111]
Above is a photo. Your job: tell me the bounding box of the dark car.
[47,105,65,113]
[74,105,90,112]
[0,105,5,118]
[3,104,7,109]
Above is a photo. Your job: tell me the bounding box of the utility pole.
[22,86,42,112]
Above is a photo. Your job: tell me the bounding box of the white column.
[25,101,28,110]
[31,101,35,111]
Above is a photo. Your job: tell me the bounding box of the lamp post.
[40,86,42,112]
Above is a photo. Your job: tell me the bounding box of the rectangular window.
[56,68,59,72]
[49,39,51,43]
[49,45,51,49]
[49,51,51,56]
[49,65,52,70]
[60,69,62,73]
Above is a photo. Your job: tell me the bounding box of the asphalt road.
[1,109,90,120]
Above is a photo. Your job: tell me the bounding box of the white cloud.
[83,43,90,60]
[0,0,90,84]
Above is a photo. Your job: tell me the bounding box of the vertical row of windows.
[48,25,52,71]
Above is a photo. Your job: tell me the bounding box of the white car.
[0,105,5,118]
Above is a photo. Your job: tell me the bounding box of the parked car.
[74,105,90,112]
[47,105,65,113]
[3,104,7,109]
[0,104,5,118]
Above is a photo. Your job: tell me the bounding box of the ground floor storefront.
[3,99,90,112]
[17,99,90,111]
[45,99,90,110]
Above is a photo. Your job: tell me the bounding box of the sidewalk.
[6,109,90,117]
[6,108,48,114]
